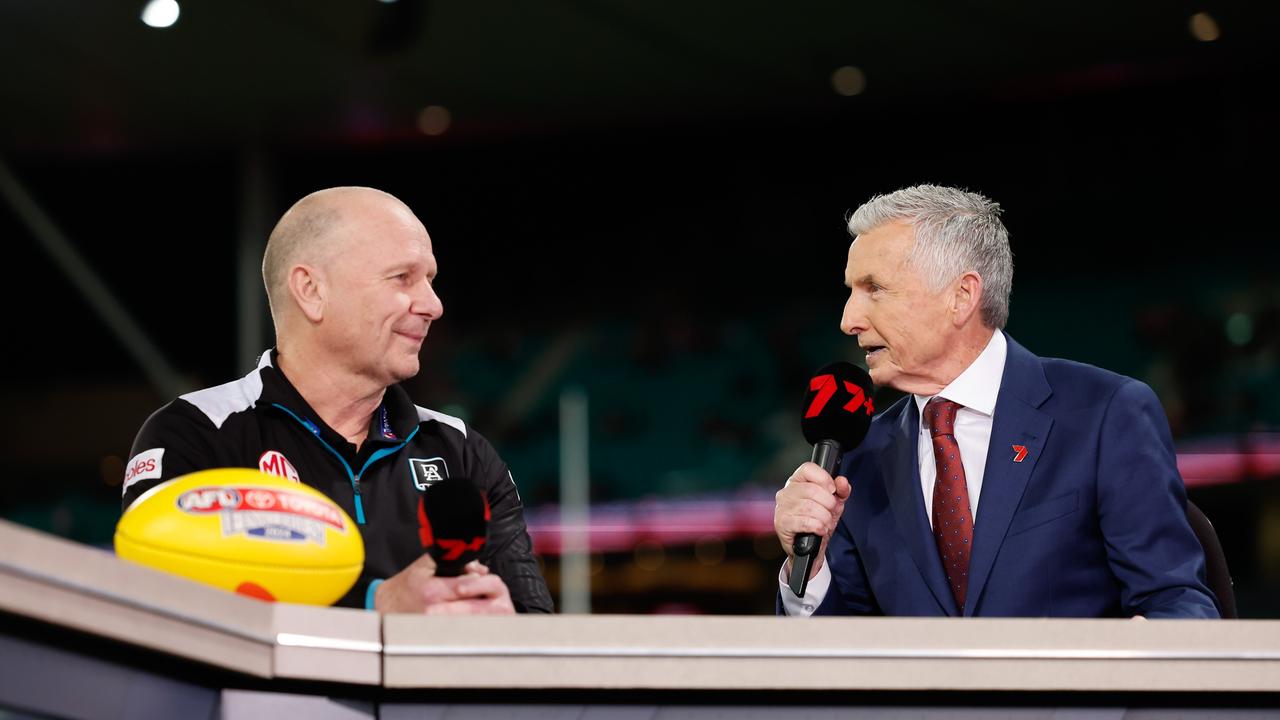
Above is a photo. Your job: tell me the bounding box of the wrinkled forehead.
[306,202,433,281]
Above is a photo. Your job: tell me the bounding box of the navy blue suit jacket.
[799,334,1219,619]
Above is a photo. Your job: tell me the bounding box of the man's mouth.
[862,345,886,360]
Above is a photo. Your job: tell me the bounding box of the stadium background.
[1,1,1277,616]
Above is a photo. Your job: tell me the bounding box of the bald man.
[123,187,554,614]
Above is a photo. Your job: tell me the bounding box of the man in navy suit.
[774,185,1219,618]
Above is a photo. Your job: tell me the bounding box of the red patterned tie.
[924,397,973,613]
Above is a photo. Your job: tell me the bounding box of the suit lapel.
[881,399,956,615]
[964,335,1054,616]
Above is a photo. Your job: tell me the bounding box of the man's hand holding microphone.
[775,362,874,598]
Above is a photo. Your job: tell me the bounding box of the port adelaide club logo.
[176,486,346,545]
[409,457,449,490]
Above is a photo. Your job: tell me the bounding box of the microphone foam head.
[416,477,490,576]
[800,361,875,449]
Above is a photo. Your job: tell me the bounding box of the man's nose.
[840,294,866,336]
[414,280,444,320]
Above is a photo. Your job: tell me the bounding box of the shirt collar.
[256,348,420,444]
[913,330,1007,419]
[374,383,421,441]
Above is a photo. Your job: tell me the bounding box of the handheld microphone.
[790,361,875,597]
[416,477,491,577]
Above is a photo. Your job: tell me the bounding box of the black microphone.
[789,361,875,597]
[416,477,490,577]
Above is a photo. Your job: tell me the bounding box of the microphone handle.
[788,439,843,598]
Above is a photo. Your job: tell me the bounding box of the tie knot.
[924,397,962,438]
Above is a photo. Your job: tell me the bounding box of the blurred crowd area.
[443,275,1280,504]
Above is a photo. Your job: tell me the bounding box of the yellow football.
[115,468,364,605]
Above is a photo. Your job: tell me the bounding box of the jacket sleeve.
[813,448,883,616]
[466,429,555,613]
[811,508,883,616]
[121,400,221,511]
[1096,379,1220,618]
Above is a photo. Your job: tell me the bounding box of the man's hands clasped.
[374,554,515,614]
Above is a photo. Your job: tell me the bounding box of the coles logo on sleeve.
[258,450,301,483]
[123,448,165,493]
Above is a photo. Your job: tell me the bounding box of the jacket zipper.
[271,403,419,525]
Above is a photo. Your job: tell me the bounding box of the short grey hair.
[262,200,339,323]
[847,184,1013,329]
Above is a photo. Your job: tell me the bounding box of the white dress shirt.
[780,331,1008,616]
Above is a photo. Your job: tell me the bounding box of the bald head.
[262,186,412,328]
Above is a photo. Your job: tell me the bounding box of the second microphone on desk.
[417,477,490,576]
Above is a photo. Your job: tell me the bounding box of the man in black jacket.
[123,186,553,614]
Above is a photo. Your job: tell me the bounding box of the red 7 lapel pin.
[1011,444,1029,463]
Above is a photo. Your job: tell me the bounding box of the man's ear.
[288,264,326,323]
[951,271,984,327]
